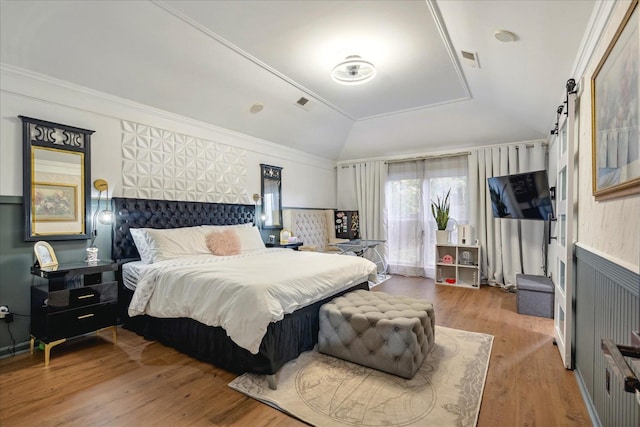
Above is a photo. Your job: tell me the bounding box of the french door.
[553,87,577,369]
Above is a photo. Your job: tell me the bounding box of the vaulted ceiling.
[0,0,596,161]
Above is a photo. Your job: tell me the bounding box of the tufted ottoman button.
[370,351,375,355]
[394,327,399,332]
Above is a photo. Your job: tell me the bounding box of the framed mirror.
[260,164,282,229]
[20,116,94,241]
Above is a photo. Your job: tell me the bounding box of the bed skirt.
[120,280,369,375]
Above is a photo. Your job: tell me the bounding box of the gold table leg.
[30,336,35,354]
[97,325,117,345]
[43,339,66,367]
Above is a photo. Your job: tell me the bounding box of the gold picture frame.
[34,241,58,268]
[591,0,639,200]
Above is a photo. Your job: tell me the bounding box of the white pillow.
[144,226,210,263]
[199,223,253,233]
[234,226,265,252]
[129,228,153,264]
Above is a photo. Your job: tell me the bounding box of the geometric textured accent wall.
[121,120,248,203]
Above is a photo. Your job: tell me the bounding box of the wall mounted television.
[487,170,554,221]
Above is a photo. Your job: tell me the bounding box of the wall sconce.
[90,179,113,246]
[252,193,268,223]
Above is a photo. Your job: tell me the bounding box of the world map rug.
[229,326,493,427]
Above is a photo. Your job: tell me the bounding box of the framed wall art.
[33,182,78,222]
[591,0,639,200]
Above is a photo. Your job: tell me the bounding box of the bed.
[112,197,374,387]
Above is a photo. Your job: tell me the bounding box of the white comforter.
[128,249,377,354]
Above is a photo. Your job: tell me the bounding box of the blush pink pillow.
[205,229,241,256]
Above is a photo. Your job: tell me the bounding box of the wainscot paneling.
[574,244,639,427]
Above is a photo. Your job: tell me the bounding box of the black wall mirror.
[20,116,94,241]
[260,164,282,229]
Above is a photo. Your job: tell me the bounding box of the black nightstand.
[30,260,118,366]
[265,242,303,251]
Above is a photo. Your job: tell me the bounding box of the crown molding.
[570,0,617,82]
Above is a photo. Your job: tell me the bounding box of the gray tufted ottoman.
[318,289,435,379]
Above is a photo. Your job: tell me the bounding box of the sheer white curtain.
[386,155,469,278]
[468,142,547,287]
[423,156,469,277]
[386,161,425,276]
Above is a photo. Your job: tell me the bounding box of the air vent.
[460,50,480,68]
[295,96,315,111]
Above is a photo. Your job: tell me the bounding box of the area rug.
[229,326,493,427]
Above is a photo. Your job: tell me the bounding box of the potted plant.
[431,189,451,244]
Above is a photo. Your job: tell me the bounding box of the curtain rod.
[339,141,548,168]
[385,151,470,165]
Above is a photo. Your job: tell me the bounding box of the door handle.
[601,338,640,394]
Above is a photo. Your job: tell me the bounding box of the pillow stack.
[129,223,265,263]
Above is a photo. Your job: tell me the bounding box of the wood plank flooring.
[0,276,591,426]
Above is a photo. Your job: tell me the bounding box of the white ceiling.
[0,0,596,161]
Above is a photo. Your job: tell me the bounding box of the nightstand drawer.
[47,303,117,341]
[46,282,117,312]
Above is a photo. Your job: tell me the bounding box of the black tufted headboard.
[111,197,255,261]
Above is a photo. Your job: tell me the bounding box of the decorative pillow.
[235,226,266,252]
[129,228,153,264]
[205,229,241,256]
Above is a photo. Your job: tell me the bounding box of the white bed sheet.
[122,261,155,291]
[128,249,377,354]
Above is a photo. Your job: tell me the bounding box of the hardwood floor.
[0,276,591,426]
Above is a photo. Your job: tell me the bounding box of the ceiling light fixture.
[331,55,376,85]
[494,30,517,43]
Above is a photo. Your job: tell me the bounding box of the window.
[386,155,468,278]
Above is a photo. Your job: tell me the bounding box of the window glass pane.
[558,260,565,292]
[558,305,565,337]
[559,167,567,201]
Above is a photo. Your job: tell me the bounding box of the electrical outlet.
[0,305,8,320]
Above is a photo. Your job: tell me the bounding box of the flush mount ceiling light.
[494,29,518,43]
[331,55,377,85]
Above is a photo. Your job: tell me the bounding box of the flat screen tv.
[487,170,554,220]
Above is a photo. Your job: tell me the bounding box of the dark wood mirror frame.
[260,164,282,229]
[20,116,94,241]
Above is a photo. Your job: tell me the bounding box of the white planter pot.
[436,230,450,244]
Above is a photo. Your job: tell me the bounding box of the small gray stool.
[318,289,435,379]
[516,274,554,318]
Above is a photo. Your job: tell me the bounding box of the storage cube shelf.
[435,244,480,289]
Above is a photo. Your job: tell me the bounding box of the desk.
[333,239,387,278]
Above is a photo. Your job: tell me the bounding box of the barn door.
[553,82,577,369]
